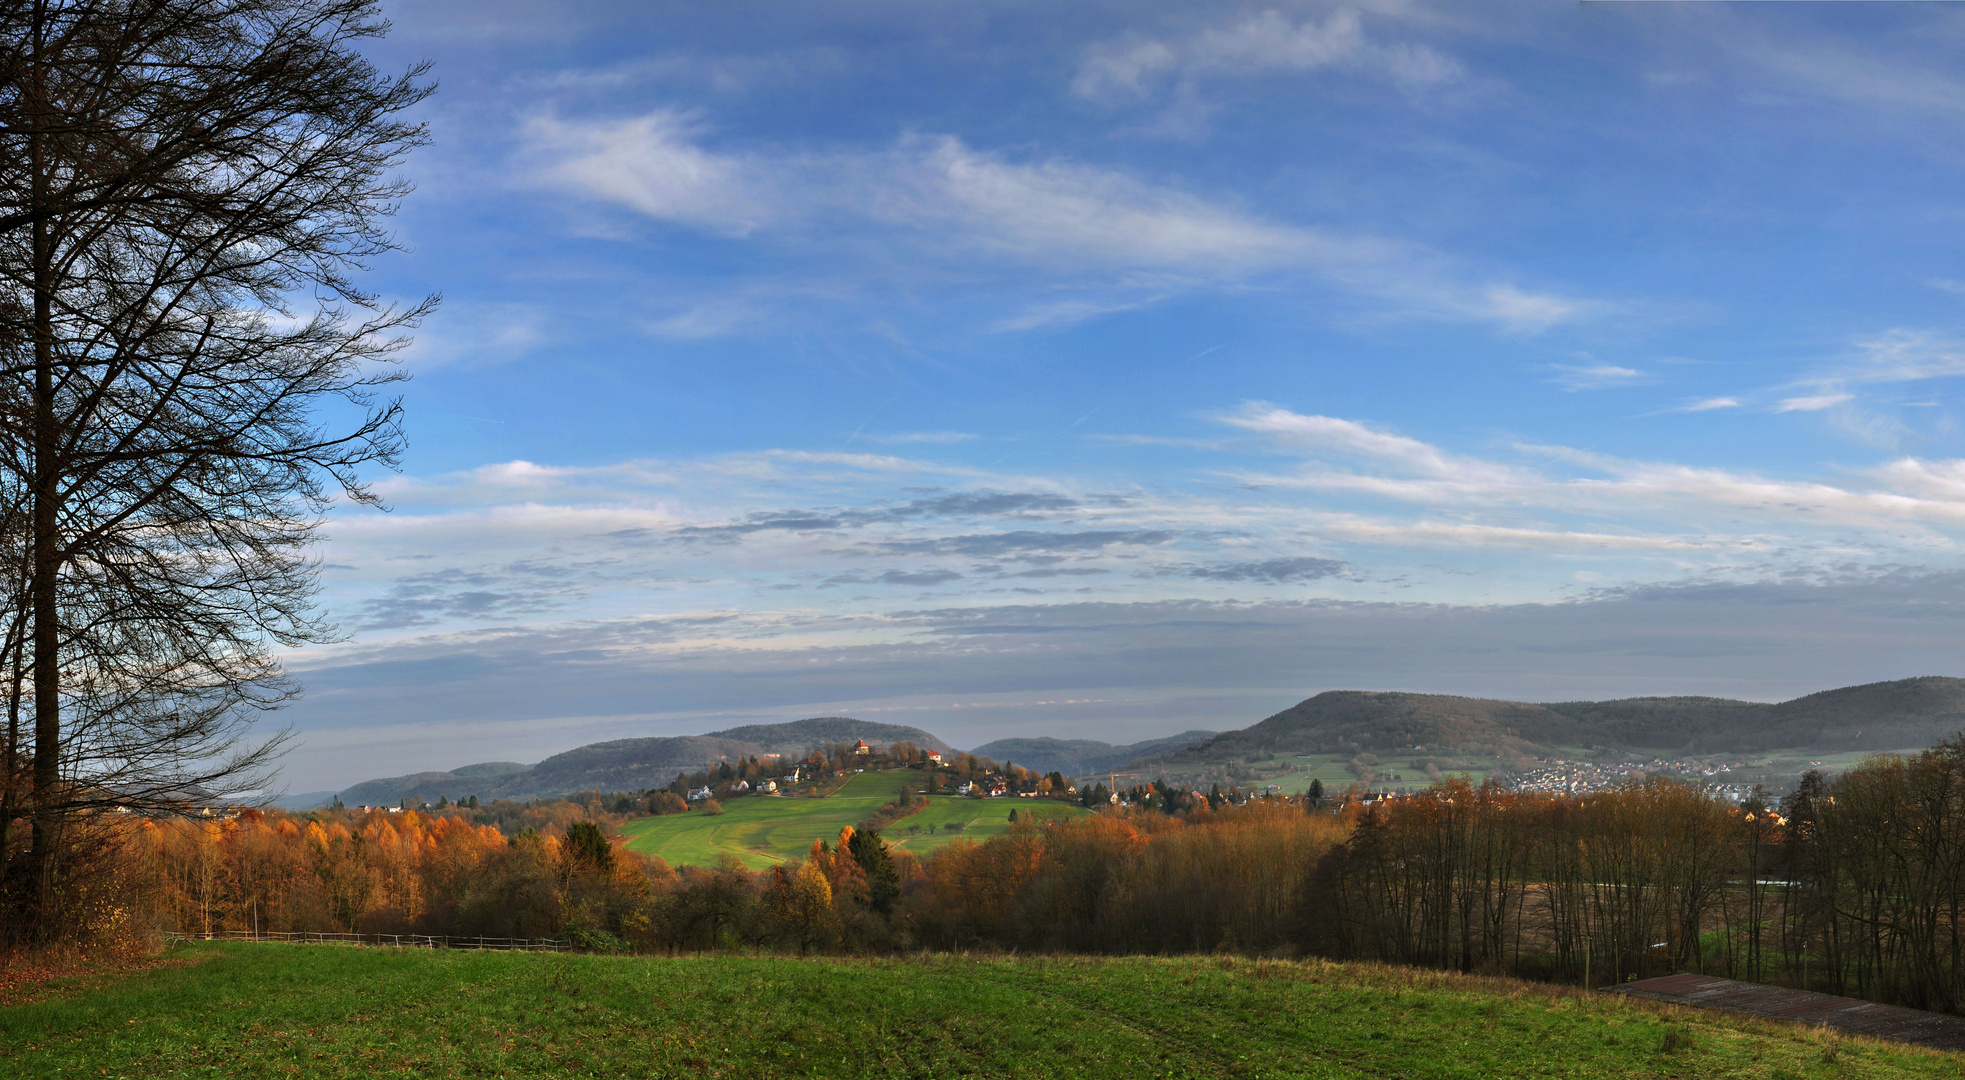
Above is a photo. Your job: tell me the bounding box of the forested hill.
[1162,676,1965,762]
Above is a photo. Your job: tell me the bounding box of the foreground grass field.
[619,770,1085,868]
[3,942,1959,1079]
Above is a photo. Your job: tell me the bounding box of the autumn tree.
[0,0,434,938]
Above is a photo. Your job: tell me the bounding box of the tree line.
[40,736,1965,1016]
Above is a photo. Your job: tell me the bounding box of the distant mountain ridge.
[1165,677,1965,763]
[305,678,1965,809]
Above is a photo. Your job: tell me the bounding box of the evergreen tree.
[562,820,614,874]
[845,828,899,914]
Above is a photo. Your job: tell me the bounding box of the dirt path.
[1611,973,1965,1052]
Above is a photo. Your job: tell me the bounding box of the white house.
[687,786,714,802]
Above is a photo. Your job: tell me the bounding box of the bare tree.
[0,0,434,938]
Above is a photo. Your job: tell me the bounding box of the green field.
[1264,755,1495,795]
[4,941,1956,1078]
[618,770,1085,868]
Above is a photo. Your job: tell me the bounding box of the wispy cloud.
[865,432,978,445]
[1071,9,1461,105]
[1777,392,1855,413]
[1221,403,1965,536]
[1846,329,1965,383]
[1552,362,1649,392]
[519,109,773,234]
[989,296,1164,332]
[516,117,1594,334]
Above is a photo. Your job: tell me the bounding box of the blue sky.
[279,1,1965,790]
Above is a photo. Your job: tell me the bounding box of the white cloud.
[1219,403,1528,486]
[402,302,548,370]
[890,136,1334,271]
[1848,329,1965,383]
[1744,31,1965,116]
[1221,404,1965,534]
[990,297,1161,332]
[1313,516,1769,553]
[866,432,977,444]
[519,109,772,234]
[1552,362,1648,392]
[1681,397,1741,412]
[644,298,763,339]
[518,117,1594,332]
[1478,285,1585,331]
[1777,393,1854,413]
[1071,9,1459,105]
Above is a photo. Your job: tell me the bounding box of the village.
[1501,756,1754,799]
[676,740,1082,807]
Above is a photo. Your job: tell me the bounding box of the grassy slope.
[617,770,1086,869]
[4,942,1958,1079]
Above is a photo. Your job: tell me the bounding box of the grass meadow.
[617,770,1087,869]
[4,941,1959,1079]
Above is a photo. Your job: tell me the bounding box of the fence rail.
[166,930,566,952]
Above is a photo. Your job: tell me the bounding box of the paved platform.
[1609,973,1965,1052]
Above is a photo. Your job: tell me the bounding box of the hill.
[619,769,1083,868]
[967,730,1217,775]
[1165,677,1965,763]
[703,717,950,756]
[318,678,1965,804]
[331,718,957,805]
[334,762,530,807]
[8,943,1955,1078]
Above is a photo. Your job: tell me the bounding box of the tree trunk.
[25,0,62,933]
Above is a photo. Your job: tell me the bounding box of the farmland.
[4,941,1958,1079]
[617,769,1086,868]
[1258,754,1499,796]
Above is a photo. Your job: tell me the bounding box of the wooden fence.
[166,930,567,951]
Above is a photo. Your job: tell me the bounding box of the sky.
[276,0,1965,792]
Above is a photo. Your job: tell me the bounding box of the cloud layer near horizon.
[284,401,1965,789]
